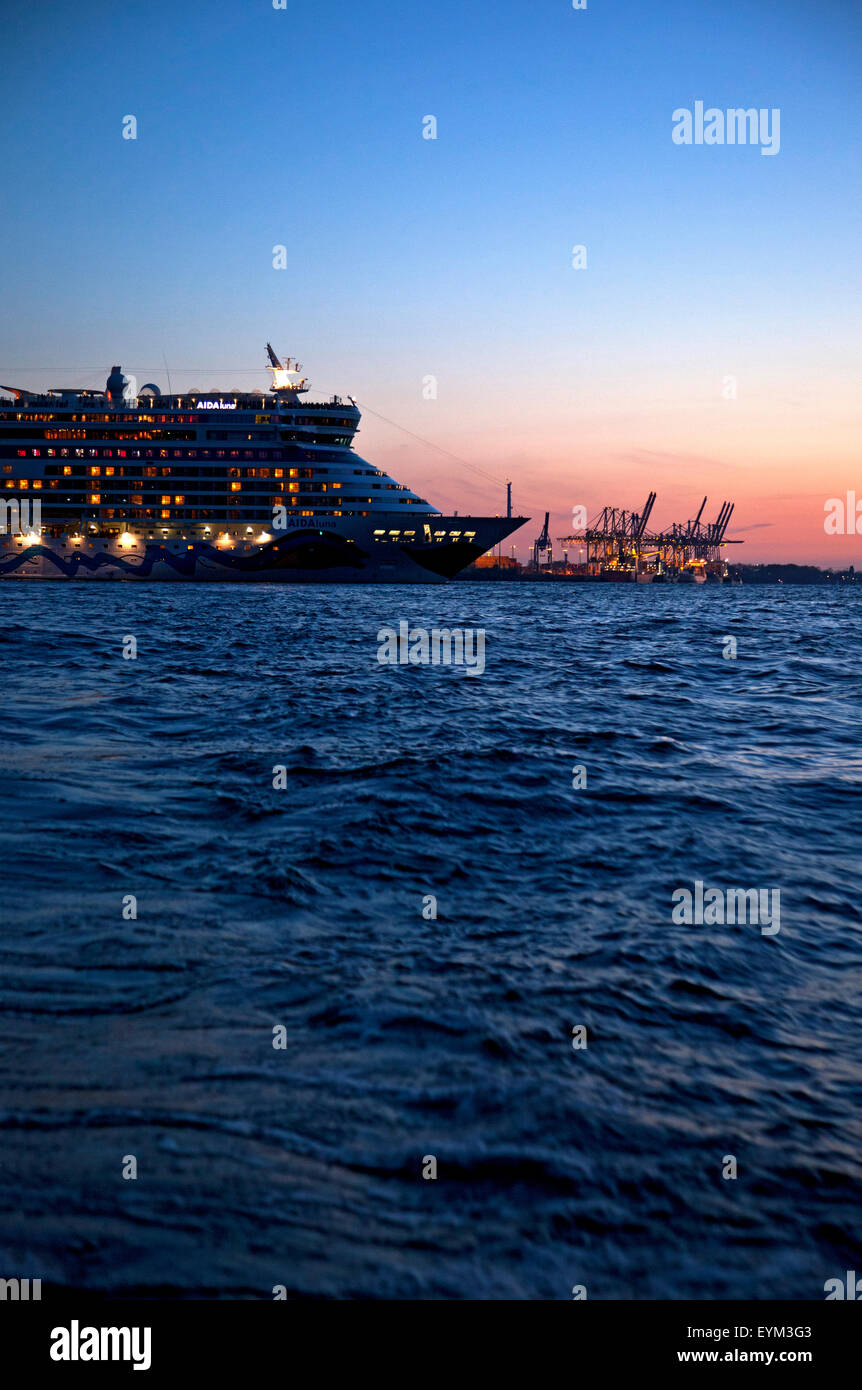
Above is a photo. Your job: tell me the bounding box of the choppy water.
[0,580,860,1299]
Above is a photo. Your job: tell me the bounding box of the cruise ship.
[0,346,527,582]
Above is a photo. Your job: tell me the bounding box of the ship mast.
[265,342,309,397]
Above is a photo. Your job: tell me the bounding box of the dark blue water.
[1,581,860,1299]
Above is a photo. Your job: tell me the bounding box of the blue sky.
[1,0,860,559]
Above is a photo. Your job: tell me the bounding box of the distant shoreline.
[457,563,859,585]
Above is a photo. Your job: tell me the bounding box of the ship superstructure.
[0,347,526,581]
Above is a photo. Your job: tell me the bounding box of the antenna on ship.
[265,342,309,396]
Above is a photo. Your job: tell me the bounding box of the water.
[1,581,860,1299]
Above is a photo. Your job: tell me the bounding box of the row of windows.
[372,528,475,541]
[38,429,197,442]
[43,506,370,522]
[7,468,346,485]
[36,463,322,479]
[1,445,353,464]
[31,509,377,531]
[31,492,424,513]
[2,426,353,446]
[7,476,318,490]
[0,410,357,427]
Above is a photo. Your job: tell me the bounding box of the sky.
[0,0,860,565]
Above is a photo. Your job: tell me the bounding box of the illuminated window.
[88,493,101,504]
[160,508,171,518]
[89,466,100,475]
[230,482,241,492]
[161,494,171,504]
[173,495,185,505]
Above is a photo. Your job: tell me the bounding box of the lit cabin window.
[161,494,171,504]
[230,482,241,492]
[88,493,101,504]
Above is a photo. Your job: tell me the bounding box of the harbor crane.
[531,512,552,570]
[550,493,741,577]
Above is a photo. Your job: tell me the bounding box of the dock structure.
[553,495,742,580]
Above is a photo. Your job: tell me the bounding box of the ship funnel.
[106,365,128,403]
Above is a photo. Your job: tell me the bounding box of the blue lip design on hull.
[0,542,196,579]
[0,530,372,580]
